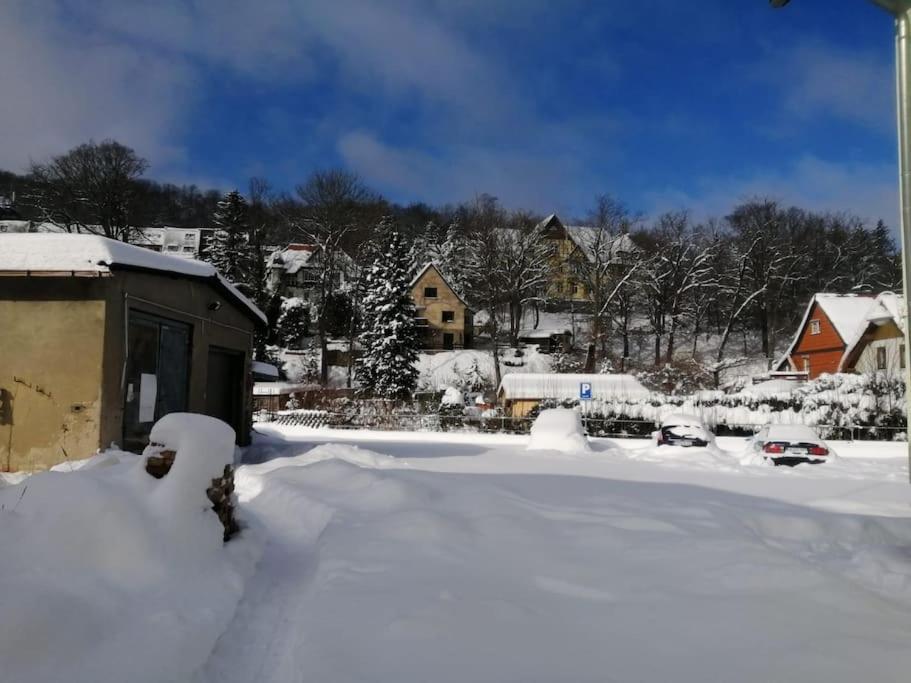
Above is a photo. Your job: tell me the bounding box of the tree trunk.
[654,334,662,367]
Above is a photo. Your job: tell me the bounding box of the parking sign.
[580,382,592,400]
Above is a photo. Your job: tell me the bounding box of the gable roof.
[410,262,473,311]
[534,213,638,263]
[0,233,266,325]
[839,291,906,371]
[776,293,875,370]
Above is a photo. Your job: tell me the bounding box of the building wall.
[545,235,588,302]
[788,303,847,379]
[0,289,107,471]
[411,266,471,349]
[850,321,904,376]
[505,399,540,418]
[1,271,257,471]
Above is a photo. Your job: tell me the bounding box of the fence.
[258,410,907,441]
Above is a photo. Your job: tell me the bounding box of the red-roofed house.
[775,293,876,379]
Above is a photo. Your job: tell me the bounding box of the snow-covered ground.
[196,424,911,682]
[5,417,911,682]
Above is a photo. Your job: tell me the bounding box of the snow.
[195,426,911,682]
[8,410,911,682]
[253,381,317,396]
[440,385,463,405]
[0,233,266,323]
[0,415,260,683]
[745,378,802,396]
[415,347,552,391]
[527,408,591,453]
[251,360,280,378]
[498,372,650,400]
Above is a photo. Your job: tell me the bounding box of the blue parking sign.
[580,382,592,400]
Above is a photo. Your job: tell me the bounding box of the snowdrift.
[0,414,261,683]
[527,408,592,453]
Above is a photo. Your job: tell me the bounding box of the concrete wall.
[1,270,257,471]
[0,281,107,471]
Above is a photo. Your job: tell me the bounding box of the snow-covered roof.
[267,244,319,274]
[518,327,572,339]
[839,291,906,371]
[0,234,266,324]
[776,293,875,370]
[251,361,280,379]
[533,213,638,263]
[498,373,650,400]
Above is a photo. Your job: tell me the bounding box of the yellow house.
[410,263,473,350]
[0,234,265,471]
[535,214,639,304]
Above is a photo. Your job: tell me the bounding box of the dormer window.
[809,320,821,335]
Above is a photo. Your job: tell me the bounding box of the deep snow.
[195,425,911,683]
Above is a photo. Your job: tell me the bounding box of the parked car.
[653,414,714,447]
[751,424,832,466]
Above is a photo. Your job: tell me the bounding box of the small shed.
[517,328,573,353]
[0,234,266,470]
[497,373,650,417]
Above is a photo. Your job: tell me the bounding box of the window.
[571,283,580,296]
[876,346,887,370]
[424,286,438,298]
[183,233,196,243]
[166,244,179,252]
[809,320,821,335]
[442,310,455,323]
[182,246,195,253]
[802,356,810,373]
[902,345,906,370]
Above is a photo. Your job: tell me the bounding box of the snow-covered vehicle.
[653,414,714,447]
[751,424,833,466]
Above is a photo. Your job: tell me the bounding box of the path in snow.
[197,430,911,683]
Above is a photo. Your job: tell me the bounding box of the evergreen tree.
[203,189,256,294]
[358,229,420,399]
[276,297,310,349]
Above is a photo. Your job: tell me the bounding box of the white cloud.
[0,1,194,173]
[643,155,898,228]
[756,40,893,134]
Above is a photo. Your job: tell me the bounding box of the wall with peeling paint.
[0,299,105,471]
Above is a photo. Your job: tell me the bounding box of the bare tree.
[292,169,377,384]
[26,139,148,241]
[499,222,554,347]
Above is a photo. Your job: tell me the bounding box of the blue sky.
[0,0,900,225]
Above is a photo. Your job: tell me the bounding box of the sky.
[0,0,901,226]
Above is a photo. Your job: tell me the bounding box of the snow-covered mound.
[527,408,591,453]
[0,414,260,683]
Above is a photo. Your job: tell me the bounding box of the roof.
[0,234,266,325]
[267,244,320,274]
[534,213,638,263]
[410,262,473,311]
[776,293,875,370]
[251,361,280,379]
[839,291,906,371]
[497,373,650,400]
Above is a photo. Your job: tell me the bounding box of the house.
[0,234,266,471]
[266,243,355,303]
[840,292,906,376]
[497,373,650,417]
[133,226,215,260]
[535,214,639,303]
[775,293,876,379]
[410,263,474,350]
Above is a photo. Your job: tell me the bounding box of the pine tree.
[358,229,420,399]
[276,297,310,349]
[203,190,256,294]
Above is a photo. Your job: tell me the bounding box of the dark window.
[123,311,191,452]
[876,346,887,370]
[424,286,438,298]
[902,345,906,370]
[442,310,455,322]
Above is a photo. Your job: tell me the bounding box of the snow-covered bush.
[276,296,309,349]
